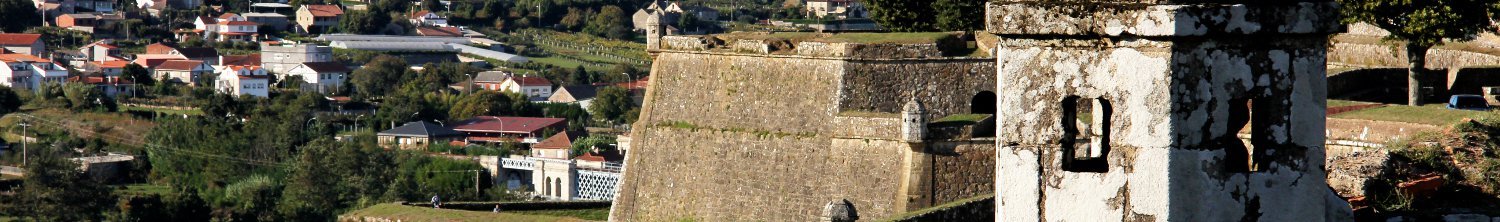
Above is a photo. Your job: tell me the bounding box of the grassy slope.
[340,203,596,222]
[1332,104,1485,126]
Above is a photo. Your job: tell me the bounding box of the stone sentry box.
[987,1,1346,221]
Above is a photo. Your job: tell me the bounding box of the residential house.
[409,10,448,27]
[219,54,260,66]
[37,0,113,13]
[296,4,344,33]
[134,0,200,15]
[471,71,509,90]
[243,12,290,32]
[131,54,186,69]
[805,0,868,19]
[153,60,212,85]
[214,65,270,97]
[531,132,582,160]
[283,61,347,93]
[66,76,133,97]
[168,47,220,66]
[61,13,124,33]
[57,14,100,32]
[194,14,259,42]
[78,40,122,62]
[0,53,68,91]
[414,26,462,37]
[500,76,553,100]
[85,60,129,76]
[377,121,464,149]
[144,42,176,54]
[450,116,567,144]
[631,1,717,34]
[548,85,597,107]
[260,41,332,74]
[0,34,44,56]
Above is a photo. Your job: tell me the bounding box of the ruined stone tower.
[986,0,1346,221]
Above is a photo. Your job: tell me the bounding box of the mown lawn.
[1328,99,1372,108]
[1331,104,1486,126]
[340,203,594,222]
[508,208,610,221]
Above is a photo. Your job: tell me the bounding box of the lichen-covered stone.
[989,1,1344,221]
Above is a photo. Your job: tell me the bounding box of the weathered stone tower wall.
[987,1,1345,221]
[610,35,998,221]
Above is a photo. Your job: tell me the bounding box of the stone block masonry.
[988,0,1349,221]
[609,36,998,221]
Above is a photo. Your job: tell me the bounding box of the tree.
[123,63,155,86]
[559,7,587,31]
[864,0,935,32]
[589,86,632,124]
[1,148,117,221]
[0,85,23,115]
[569,135,616,158]
[350,55,410,99]
[448,90,514,120]
[420,0,443,11]
[340,10,391,34]
[63,83,116,112]
[1340,0,1500,105]
[585,6,631,39]
[931,0,984,31]
[677,12,700,32]
[0,0,41,33]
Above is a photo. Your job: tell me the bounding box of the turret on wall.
[986,0,1349,221]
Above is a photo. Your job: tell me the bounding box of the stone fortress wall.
[609,35,998,221]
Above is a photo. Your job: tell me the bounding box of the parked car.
[1447,94,1492,111]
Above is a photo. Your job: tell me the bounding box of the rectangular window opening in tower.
[1061,96,1111,173]
[1224,98,1268,173]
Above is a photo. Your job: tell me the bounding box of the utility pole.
[18,121,29,167]
[474,170,481,196]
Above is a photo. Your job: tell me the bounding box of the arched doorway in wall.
[972,91,997,114]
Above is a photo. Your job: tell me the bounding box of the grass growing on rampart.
[1331,104,1483,126]
[933,114,992,124]
[340,203,593,222]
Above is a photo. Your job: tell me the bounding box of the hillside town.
[0,0,1499,221]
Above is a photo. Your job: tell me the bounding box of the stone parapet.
[985,1,1343,37]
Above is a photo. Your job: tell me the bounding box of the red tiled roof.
[197,16,217,24]
[533,132,581,150]
[0,34,41,46]
[304,5,344,17]
[451,116,567,134]
[218,13,238,19]
[415,26,462,37]
[0,54,51,63]
[154,60,205,71]
[91,60,129,68]
[220,54,261,66]
[510,76,552,86]
[222,21,258,26]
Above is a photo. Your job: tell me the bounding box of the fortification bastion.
[608,32,1000,221]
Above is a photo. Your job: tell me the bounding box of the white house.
[499,76,553,99]
[408,10,447,27]
[215,65,270,97]
[0,53,69,91]
[284,61,348,93]
[196,14,258,42]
